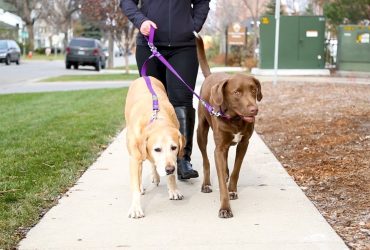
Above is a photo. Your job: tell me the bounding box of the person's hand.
[140,20,157,36]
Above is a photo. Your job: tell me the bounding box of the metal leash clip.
[151,109,159,121]
[210,109,222,117]
[148,42,158,54]
[201,100,221,117]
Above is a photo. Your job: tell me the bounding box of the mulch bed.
[254,80,370,250]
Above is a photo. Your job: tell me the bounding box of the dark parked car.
[0,39,21,65]
[65,37,106,71]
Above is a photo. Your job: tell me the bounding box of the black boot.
[175,106,199,180]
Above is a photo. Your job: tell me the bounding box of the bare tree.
[116,20,137,74]
[81,0,134,71]
[204,0,267,57]
[211,0,249,33]
[241,0,267,58]
[4,0,42,51]
[41,0,81,50]
[203,0,248,53]
[312,0,327,15]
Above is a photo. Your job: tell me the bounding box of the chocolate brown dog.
[195,34,263,218]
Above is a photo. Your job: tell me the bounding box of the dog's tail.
[194,31,211,78]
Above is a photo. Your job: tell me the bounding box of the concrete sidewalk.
[18,127,348,249]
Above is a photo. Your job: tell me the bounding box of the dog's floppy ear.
[210,76,229,106]
[177,132,185,158]
[253,77,263,101]
[138,132,149,161]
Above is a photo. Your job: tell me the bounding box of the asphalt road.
[0,55,136,94]
[0,60,68,85]
[0,55,135,85]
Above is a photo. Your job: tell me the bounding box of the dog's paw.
[201,184,212,193]
[229,191,238,200]
[218,208,233,219]
[152,172,160,186]
[128,205,145,219]
[168,189,184,200]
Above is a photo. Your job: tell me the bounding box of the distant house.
[0,8,23,41]
[0,7,65,51]
[33,19,65,50]
[0,0,15,12]
[0,20,17,40]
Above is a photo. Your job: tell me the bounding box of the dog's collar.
[218,108,240,121]
[218,107,231,120]
[218,106,243,122]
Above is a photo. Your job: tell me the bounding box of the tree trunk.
[48,35,52,48]
[63,32,68,53]
[64,18,73,52]
[63,21,69,53]
[252,22,258,59]
[108,30,114,69]
[124,40,129,74]
[26,23,35,52]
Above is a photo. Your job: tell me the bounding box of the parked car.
[65,37,106,71]
[0,39,21,65]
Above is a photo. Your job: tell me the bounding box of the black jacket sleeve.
[120,0,149,29]
[192,0,210,32]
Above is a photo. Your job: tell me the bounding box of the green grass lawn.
[0,88,127,249]
[40,73,139,82]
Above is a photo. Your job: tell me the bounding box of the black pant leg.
[165,46,199,108]
[135,45,167,89]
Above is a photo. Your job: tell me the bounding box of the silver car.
[0,40,21,65]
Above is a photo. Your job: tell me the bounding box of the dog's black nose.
[165,165,175,175]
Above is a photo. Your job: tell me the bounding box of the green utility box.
[337,25,370,72]
[259,16,326,69]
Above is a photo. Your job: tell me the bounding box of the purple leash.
[141,28,160,122]
[141,26,226,121]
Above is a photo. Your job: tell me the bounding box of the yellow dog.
[125,76,185,219]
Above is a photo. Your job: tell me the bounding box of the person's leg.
[165,46,198,107]
[136,45,167,89]
[165,46,199,180]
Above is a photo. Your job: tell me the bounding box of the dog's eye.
[233,90,240,95]
[171,146,177,151]
[154,148,162,153]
